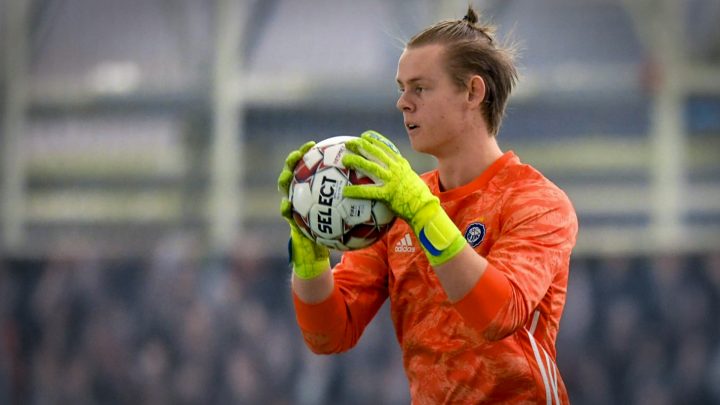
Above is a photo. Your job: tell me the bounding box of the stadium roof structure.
[1,0,719,256]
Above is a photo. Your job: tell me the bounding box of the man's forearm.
[433,244,488,302]
[292,268,334,304]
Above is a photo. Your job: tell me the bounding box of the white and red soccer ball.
[289,136,396,251]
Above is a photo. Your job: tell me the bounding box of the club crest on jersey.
[465,222,486,247]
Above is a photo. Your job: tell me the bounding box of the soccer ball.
[289,136,396,251]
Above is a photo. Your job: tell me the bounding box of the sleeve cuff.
[453,263,512,331]
[292,285,347,332]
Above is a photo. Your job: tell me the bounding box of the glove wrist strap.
[413,205,466,267]
[293,257,331,279]
[288,228,330,280]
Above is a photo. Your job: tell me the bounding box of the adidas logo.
[394,233,417,253]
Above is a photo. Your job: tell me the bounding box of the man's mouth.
[406,123,419,131]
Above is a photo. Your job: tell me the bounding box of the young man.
[278,6,578,404]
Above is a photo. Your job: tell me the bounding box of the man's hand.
[278,141,330,279]
[342,131,466,266]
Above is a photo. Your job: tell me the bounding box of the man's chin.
[408,136,433,155]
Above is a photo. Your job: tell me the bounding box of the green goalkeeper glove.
[278,141,330,279]
[342,130,466,266]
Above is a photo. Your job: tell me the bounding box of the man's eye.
[414,87,424,94]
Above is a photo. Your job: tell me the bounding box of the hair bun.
[462,6,493,43]
[463,6,479,24]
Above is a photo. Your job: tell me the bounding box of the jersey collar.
[432,150,518,202]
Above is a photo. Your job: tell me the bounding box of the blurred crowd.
[0,235,407,405]
[560,253,720,405]
[1,236,719,405]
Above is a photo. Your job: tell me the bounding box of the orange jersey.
[293,151,578,404]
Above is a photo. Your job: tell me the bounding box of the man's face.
[395,44,469,156]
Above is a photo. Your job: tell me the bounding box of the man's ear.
[467,75,486,108]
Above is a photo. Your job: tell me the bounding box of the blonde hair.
[407,6,517,136]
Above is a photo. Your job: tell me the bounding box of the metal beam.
[2,0,31,250]
[208,0,248,254]
[645,0,686,249]
[621,0,688,249]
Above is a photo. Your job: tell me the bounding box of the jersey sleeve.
[292,236,390,353]
[453,181,578,341]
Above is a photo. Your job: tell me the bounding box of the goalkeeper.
[278,6,578,404]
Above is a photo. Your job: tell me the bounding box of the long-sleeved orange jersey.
[293,151,578,404]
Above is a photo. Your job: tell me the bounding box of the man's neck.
[436,135,503,192]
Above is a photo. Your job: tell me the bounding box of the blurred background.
[0,0,719,403]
